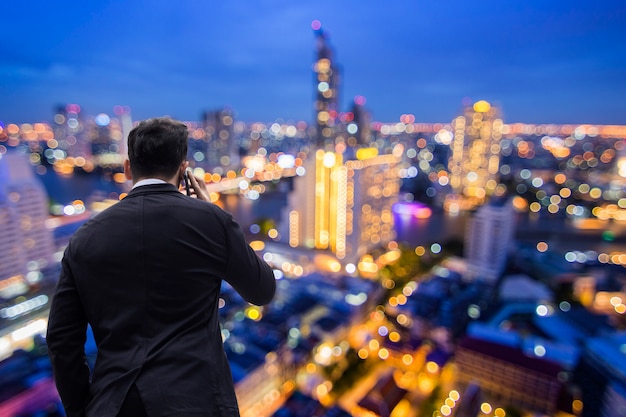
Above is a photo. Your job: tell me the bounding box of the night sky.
[2,0,626,125]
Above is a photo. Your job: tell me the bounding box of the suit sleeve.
[222,213,276,305]
[46,244,91,417]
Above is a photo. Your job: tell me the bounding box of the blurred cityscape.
[1,22,626,417]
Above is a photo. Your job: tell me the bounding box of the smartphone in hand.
[183,170,191,196]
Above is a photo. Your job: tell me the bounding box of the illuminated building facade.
[455,336,565,415]
[202,108,239,170]
[312,21,340,149]
[89,113,126,168]
[284,147,400,261]
[464,198,514,283]
[447,100,504,211]
[52,104,90,161]
[0,154,54,280]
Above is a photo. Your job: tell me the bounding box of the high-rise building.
[347,96,371,148]
[282,147,401,261]
[0,153,54,280]
[446,100,504,212]
[52,104,91,161]
[464,197,515,283]
[89,113,126,168]
[312,20,340,149]
[202,108,239,170]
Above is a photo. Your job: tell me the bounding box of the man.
[46,117,276,417]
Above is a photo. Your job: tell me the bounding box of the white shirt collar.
[132,178,167,189]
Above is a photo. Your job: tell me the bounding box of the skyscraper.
[0,153,54,280]
[464,197,515,283]
[347,96,371,149]
[447,100,504,212]
[282,147,401,261]
[202,107,239,170]
[312,20,340,149]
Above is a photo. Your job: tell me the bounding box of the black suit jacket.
[46,183,276,417]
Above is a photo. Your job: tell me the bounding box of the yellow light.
[113,173,127,184]
[378,348,389,360]
[356,147,379,160]
[315,384,328,397]
[246,307,261,321]
[415,246,425,256]
[397,314,409,326]
[473,100,491,113]
[402,354,413,365]
[368,339,379,350]
[268,229,279,239]
[426,361,439,373]
[572,400,583,413]
[358,348,369,359]
[554,173,566,184]
[494,408,506,417]
[329,260,342,273]
[449,390,460,401]
[389,331,401,343]
[322,152,336,168]
[589,188,602,199]
[480,402,492,414]
[249,241,265,251]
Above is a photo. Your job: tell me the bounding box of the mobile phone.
[183,170,191,196]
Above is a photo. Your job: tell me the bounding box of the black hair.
[127,117,188,179]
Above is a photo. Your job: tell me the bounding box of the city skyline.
[2,0,626,126]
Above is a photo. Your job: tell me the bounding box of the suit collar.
[126,183,181,197]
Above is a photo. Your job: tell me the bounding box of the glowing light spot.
[536,305,549,316]
[426,361,439,373]
[473,100,491,113]
[467,304,481,319]
[378,348,389,360]
[534,345,546,357]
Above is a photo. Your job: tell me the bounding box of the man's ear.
[180,161,189,179]
[124,159,132,181]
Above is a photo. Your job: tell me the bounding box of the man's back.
[47,183,276,417]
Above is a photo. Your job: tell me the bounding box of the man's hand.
[187,170,211,202]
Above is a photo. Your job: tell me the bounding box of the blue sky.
[2,0,625,125]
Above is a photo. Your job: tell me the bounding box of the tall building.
[312,21,340,149]
[464,197,515,283]
[446,100,504,211]
[347,96,371,148]
[52,104,91,161]
[89,113,126,168]
[0,153,54,280]
[282,147,401,261]
[202,108,239,170]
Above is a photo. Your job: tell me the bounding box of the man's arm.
[187,172,276,305]
[46,245,91,417]
[223,214,276,306]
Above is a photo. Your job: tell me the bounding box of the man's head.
[126,117,188,181]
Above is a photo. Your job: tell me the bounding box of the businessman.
[46,117,276,417]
